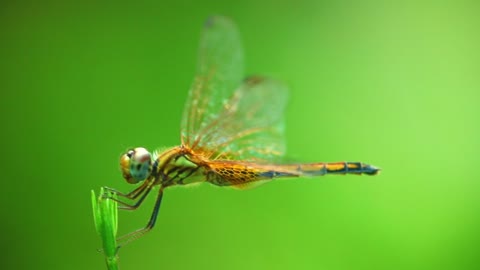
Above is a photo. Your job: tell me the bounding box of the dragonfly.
[105,16,380,247]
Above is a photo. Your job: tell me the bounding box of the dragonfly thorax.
[120,147,153,184]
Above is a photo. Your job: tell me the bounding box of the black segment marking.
[152,160,159,176]
[177,167,200,184]
[168,166,200,185]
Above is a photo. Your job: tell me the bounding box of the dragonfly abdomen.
[293,162,380,176]
[206,161,379,189]
[257,162,379,179]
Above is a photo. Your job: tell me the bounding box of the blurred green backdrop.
[1,1,479,270]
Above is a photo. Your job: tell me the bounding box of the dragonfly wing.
[181,17,289,162]
[192,77,289,161]
[181,16,244,147]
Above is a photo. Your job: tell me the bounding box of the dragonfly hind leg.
[117,188,164,247]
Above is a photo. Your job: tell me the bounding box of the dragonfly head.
[120,147,152,184]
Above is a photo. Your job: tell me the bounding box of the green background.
[2,1,479,269]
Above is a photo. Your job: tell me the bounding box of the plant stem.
[92,188,119,270]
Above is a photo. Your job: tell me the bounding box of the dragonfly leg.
[112,183,155,210]
[103,182,149,200]
[117,188,164,247]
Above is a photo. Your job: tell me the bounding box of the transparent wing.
[186,76,289,162]
[181,16,244,147]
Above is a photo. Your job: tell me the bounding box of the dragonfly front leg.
[103,180,155,210]
[103,181,149,200]
[117,188,164,247]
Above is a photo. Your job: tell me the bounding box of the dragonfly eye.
[120,147,152,184]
